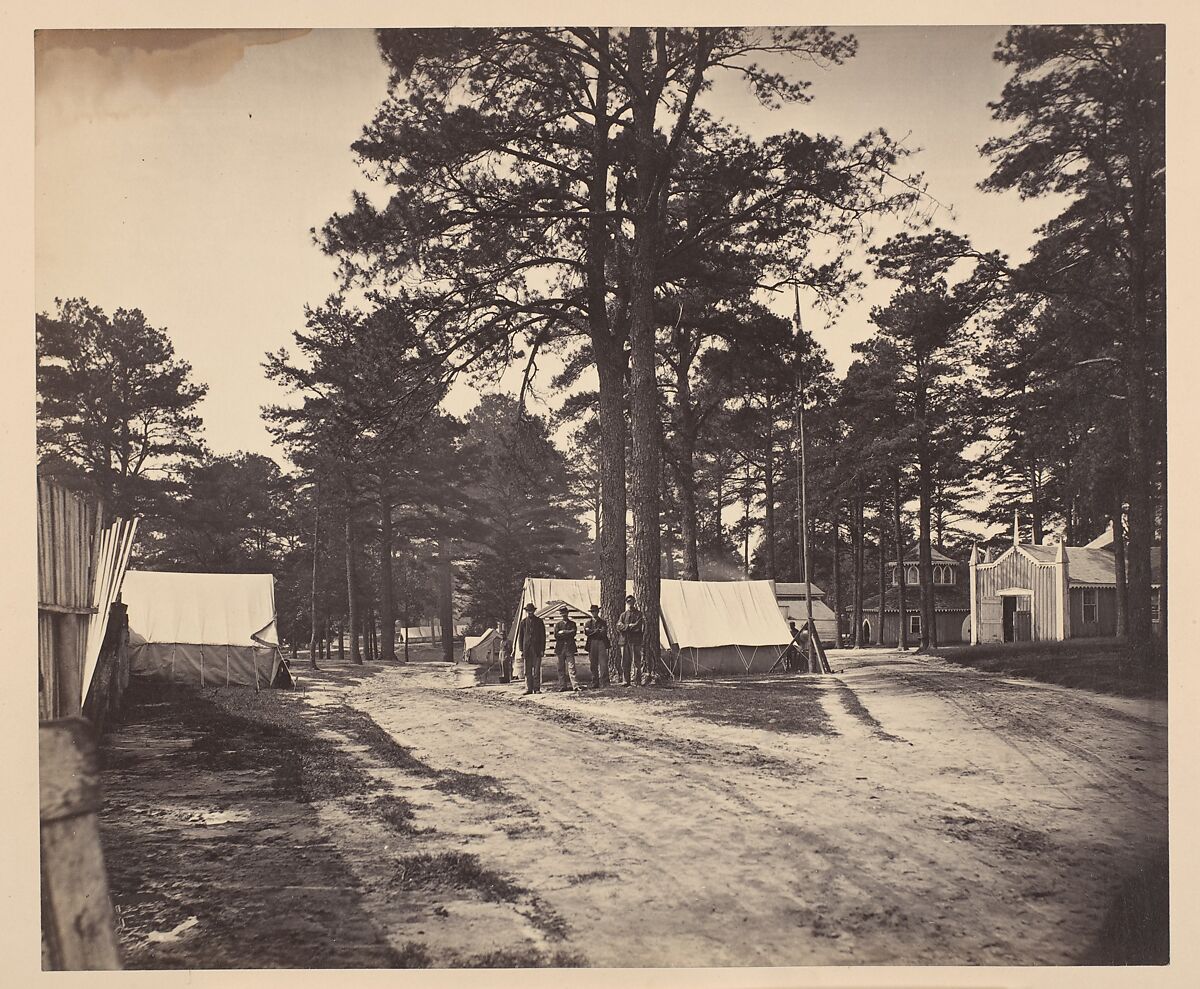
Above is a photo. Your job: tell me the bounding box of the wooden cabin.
[861,545,971,646]
[773,581,840,646]
[969,520,1163,643]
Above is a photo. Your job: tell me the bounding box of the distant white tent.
[511,577,792,676]
[122,571,287,688]
[464,627,501,664]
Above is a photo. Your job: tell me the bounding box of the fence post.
[39,718,122,970]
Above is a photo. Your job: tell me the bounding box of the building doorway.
[1002,594,1032,642]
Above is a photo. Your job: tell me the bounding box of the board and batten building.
[969,518,1163,644]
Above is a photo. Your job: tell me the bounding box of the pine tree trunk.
[763,437,776,580]
[852,487,864,648]
[337,621,344,662]
[917,454,935,652]
[1114,488,1128,638]
[345,516,361,664]
[678,472,700,580]
[627,26,663,683]
[832,510,843,648]
[438,536,455,662]
[586,28,630,642]
[378,483,397,661]
[893,468,909,651]
[715,451,725,549]
[672,323,702,581]
[1030,462,1044,544]
[308,483,321,669]
[877,492,887,646]
[1123,239,1154,656]
[742,462,752,576]
[915,368,935,652]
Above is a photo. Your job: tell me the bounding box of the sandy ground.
[305,648,1167,966]
[99,647,1168,968]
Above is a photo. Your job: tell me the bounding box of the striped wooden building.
[968,519,1163,644]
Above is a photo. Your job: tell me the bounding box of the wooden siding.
[870,611,969,647]
[1031,563,1060,640]
[974,548,1063,643]
[38,480,102,720]
[1070,586,1118,637]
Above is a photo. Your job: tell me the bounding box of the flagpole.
[794,285,818,672]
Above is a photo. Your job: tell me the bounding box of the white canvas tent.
[511,577,793,676]
[464,627,501,664]
[122,571,287,688]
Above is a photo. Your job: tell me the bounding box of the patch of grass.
[392,851,525,903]
[117,678,372,801]
[567,870,616,885]
[524,895,571,940]
[457,947,584,968]
[390,941,434,968]
[433,771,515,802]
[371,794,423,834]
[835,685,904,742]
[940,813,1050,853]
[937,640,1167,699]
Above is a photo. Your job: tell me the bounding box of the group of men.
[512,594,653,693]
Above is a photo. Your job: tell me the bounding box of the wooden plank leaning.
[39,718,122,970]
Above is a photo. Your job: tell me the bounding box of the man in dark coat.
[583,603,611,689]
[517,603,546,694]
[782,620,802,672]
[553,605,581,692]
[616,594,645,686]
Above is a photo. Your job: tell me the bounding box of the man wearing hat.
[616,594,645,686]
[583,603,611,689]
[553,605,581,692]
[516,602,546,694]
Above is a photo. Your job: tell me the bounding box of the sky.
[35,26,1062,461]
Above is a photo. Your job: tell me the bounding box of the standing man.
[584,603,611,689]
[517,603,545,695]
[553,606,582,693]
[782,620,800,672]
[617,593,645,686]
[497,621,513,683]
[795,621,813,671]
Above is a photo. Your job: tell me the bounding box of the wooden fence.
[37,478,134,970]
[37,479,101,720]
[37,477,137,719]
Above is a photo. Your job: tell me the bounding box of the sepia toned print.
[34,24,1167,972]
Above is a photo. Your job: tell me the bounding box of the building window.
[906,566,919,585]
[891,567,899,586]
[1082,588,1098,624]
[1150,591,1160,624]
[908,613,922,636]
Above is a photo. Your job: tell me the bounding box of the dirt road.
[100,648,1168,967]
[307,648,1168,966]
